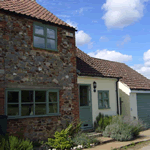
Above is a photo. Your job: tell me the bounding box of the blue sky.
[37,0,150,79]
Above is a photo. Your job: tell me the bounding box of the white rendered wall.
[77,76,118,125]
[129,93,138,119]
[118,81,131,117]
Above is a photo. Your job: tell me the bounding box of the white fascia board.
[78,76,118,81]
[131,90,150,93]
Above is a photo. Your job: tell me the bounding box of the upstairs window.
[33,22,57,51]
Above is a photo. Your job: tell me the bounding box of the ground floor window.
[98,90,110,109]
[5,89,59,118]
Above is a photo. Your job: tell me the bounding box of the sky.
[37,0,150,79]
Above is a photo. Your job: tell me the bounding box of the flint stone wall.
[0,10,79,141]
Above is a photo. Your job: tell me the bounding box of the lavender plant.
[103,115,147,141]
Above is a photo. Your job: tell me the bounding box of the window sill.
[7,113,61,120]
[99,107,111,109]
[33,46,58,52]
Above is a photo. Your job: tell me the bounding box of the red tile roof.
[0,0,75,30]
[76,48,150,90]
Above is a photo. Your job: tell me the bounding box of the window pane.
[21,104,34,116]
[35,25,44,35]
[35,91,46,102]
[98,92,102,99]
[47,28,55,39]
[99,100,103,108]
[80,86,89,106]
[104,92,108,98]
[8,91,19,103]
[49,92,57,102]
[49,103,57,113]
[47,39,55,49]
[104,100,109,108]
[35,104,46,115]
[21,91,33,102]
[7,104,19,116]
[34,36,45,49]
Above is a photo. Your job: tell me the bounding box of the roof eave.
[131,88,150,91]
[77,74,122,79]
[0,8,77,31]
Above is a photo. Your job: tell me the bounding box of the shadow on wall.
[119,88,130,117]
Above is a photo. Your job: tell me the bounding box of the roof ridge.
[76,47,150,89]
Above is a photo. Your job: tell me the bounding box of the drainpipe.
[116,78,120,115]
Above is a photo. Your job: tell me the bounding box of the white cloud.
[131,49,150,79]
[66,20,78,29]
[117,35,131,46]
[88,42,94,49]
[74,7,93,15]
[88,49,132,62]
[66,19,93,47]
[101,0,148,29]
[76,30,92,46]
[144,49,150,62]
[100,36,109,42]
[76,8,84,14]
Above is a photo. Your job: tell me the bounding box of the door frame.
[78,84,93,130]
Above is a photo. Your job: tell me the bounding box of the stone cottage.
[0,0,79,141]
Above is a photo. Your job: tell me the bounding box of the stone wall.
[0,10,79,141]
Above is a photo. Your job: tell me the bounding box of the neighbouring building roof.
[76,47,150,90]
[0,0,75,30]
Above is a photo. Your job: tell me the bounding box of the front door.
[79,84,93,130]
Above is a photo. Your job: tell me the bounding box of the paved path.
[140,144,150,150]
[83,129,150,150]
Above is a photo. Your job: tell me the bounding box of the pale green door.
[79,85,93,130]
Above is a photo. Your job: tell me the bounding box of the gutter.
[131,90,150,94]
[116,78,121,115]
[77,74,121,80]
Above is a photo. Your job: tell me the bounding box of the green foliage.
[94,112,113,132]
[103,115,147,141]
[0,135,9,150]
[66,119,82,137]
[72,132,100,148]
[0,135,33,150]
[46,128,73,150]
[19,138,33,150]
[32,141,42,147]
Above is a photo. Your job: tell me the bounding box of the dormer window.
[33,22,57,51]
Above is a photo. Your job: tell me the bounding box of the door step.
[86,132,102,138]
[81,128,94,132]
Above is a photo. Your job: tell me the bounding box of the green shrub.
[72,132,100,148]
[46,127,73,150]
[66,119,82,137]
[94,112,113,132]
[0,135,33,150]
[103,123,134,141]
[0,135,9,150]
[103,115,147,141]
[19,138,33,150]
[45,120,82,150]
